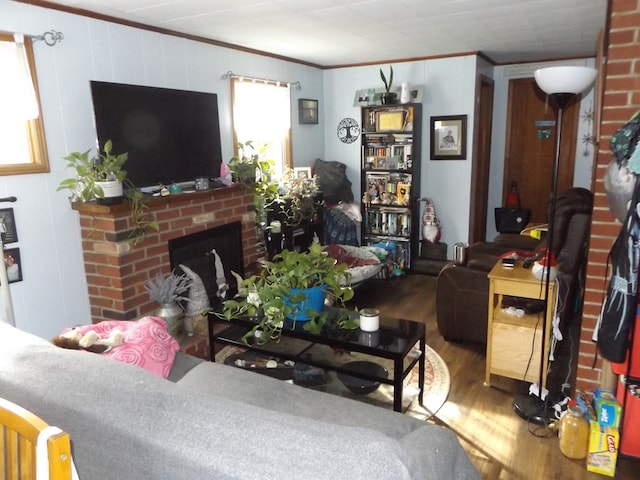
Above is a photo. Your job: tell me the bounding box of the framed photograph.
[377,111,405,131]
[0,208,18,244]
[298,98,318,124]
[4,247,22,284]
[293,167,312,179]
[430,115,467,160]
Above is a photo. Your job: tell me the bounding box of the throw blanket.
[61,317,179,378]
[325,244,380,268]
[324,207,359,246]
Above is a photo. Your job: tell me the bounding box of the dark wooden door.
[503,78,579,223]
[470,75,494,244]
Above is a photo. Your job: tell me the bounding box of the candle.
[359,308,380,332]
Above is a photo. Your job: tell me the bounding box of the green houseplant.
[212,243,357,344]
[228,141,280,227]
[275,168,321,226]
[58,140,159,245]
[58,139,127,203]
[379,65,397,104]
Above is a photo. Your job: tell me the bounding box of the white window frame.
[230,78,292,179]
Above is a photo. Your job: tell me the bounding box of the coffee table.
[208,310,426,412]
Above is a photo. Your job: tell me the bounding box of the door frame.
[469,74,494,244]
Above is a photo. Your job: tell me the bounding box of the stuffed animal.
[51,326,124,354]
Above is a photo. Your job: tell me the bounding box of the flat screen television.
[90,81,223,190]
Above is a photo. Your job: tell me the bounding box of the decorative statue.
[179,264,210,316]
[421,197,441,243]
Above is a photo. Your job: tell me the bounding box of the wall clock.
[337,117,360,144]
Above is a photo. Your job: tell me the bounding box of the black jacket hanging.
[595,176,640,363]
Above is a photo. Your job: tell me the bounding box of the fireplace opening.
[169,222,244,309]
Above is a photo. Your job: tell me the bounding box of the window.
[0,33,49,175]
[231,78,291,179]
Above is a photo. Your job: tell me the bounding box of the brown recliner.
[436,187,594,344]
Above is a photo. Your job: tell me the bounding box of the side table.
[485,260,556,387]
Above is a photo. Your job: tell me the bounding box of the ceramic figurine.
[421,197,441,243]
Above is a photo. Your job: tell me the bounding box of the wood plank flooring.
[349,274,637,479]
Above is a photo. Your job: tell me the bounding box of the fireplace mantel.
[72,185,262,322]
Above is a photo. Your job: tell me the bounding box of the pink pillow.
[63,317,179,378]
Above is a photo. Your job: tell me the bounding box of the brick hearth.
[72,185,261,323]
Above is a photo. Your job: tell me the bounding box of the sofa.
[436,187,593,344]
[0,322,479,479]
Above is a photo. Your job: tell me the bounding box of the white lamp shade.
[534,66,597,95]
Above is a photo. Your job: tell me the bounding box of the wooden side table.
[484,260,556,387]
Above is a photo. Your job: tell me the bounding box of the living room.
[1,0,638,477]
[0,0,604,340]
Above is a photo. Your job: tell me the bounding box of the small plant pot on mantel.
[95,180,124,205]
[380,92,397,105]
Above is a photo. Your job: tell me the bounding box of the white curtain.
[0,34,39,121]
[232,79,291,179]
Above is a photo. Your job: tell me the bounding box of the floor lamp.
[513,66,597,424]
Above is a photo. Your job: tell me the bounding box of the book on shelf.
[364,209,411,237]
[363,144,413,171]
[397,182,411,205]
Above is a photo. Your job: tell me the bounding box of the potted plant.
[275,168,321,226]
[145,270,192,335]
[379,65,397,104]
[58,140,160,245]
[58,139,127,204]
[212,242,357,344]
[227,141,280,227]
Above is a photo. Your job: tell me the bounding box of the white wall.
[487,58,597,240]
[0,1,323,339]
[322,55,478,249]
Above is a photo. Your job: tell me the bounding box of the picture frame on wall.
[430,115,467,160]
[298,98,318,124]
[0,208,18,244]
[4,247,22,284]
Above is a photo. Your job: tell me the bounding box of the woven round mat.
[405,345,451,420]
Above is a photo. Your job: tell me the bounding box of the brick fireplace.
[72,185,262,323]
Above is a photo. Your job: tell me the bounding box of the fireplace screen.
[168,222,244,309]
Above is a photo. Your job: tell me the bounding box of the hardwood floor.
[349,274,637,479]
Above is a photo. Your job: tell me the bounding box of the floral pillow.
[62,317,179,378]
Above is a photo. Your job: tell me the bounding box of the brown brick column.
[578,0,640,392]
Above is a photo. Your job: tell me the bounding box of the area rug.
[215,343,450,421]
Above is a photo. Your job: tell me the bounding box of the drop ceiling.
[32,0,607,67]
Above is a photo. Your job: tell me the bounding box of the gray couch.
[0,322,478,479]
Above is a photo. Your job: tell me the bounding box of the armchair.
[436,188,593,344]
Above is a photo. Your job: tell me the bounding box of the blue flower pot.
[286,286,327,321]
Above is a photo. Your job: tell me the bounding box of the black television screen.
[90,81,223,190]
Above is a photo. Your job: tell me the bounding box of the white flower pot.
[96,180,124,205]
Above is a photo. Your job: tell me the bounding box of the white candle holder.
[359,308,380,332]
